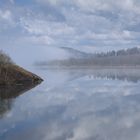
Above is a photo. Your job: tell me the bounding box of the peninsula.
[0,51,43,85]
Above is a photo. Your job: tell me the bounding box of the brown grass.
[0,64,43,85]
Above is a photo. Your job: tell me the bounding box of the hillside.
[60,47,94,59]
[0,51,43,85]
[36,47,140,67]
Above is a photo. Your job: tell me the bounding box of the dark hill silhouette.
[0,51,43,85]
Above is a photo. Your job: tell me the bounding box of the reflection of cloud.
[1,69,140,140]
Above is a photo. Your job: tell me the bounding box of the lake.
[1,67,140,140]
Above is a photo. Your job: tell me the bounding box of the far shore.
[36,65,140,70]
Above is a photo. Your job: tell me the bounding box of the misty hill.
[60,47,94,59]
[36,47,140,67]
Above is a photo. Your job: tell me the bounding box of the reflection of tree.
[0,81,42,118]
[93,73,140,83]
[0,81,41,99]
[61,69,140,83]
[0,99,13,118]
[91,70,140,83]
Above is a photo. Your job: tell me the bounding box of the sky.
[1,0,140,66]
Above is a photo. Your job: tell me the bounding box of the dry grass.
[0,64,43,85]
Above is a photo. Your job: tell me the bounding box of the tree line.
[95,47,140,57]
[43,47,140,67]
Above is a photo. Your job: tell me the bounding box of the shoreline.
[36,65,140,70]
[0,64,43,86]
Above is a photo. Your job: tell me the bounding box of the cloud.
[0,10,12,20]
[9,0,14,4]
[0,9,14,26]
[20,0,140,50]
[1,0,140,63]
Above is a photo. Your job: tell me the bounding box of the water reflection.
[0,99,13,119]
[0,82,42,99]
[43,68,140,85]
[0,81,42,118]
[86,69,140,83]
[1,68,140,140]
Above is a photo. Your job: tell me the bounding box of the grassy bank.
[0,64,43,85]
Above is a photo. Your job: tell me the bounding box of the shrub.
[0,50,13,65]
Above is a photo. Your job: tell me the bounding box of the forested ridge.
[38,47,140,67]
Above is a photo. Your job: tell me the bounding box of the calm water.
[1,68,140,140]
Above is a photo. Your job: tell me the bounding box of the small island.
[0,51,43,86]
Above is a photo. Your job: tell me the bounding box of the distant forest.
[37,47,140,67]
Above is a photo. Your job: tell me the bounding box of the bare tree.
[0,50,13,65]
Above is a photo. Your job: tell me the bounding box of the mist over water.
[1,0,140,139]
[0,45,71,69]
[1,67,140,140]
